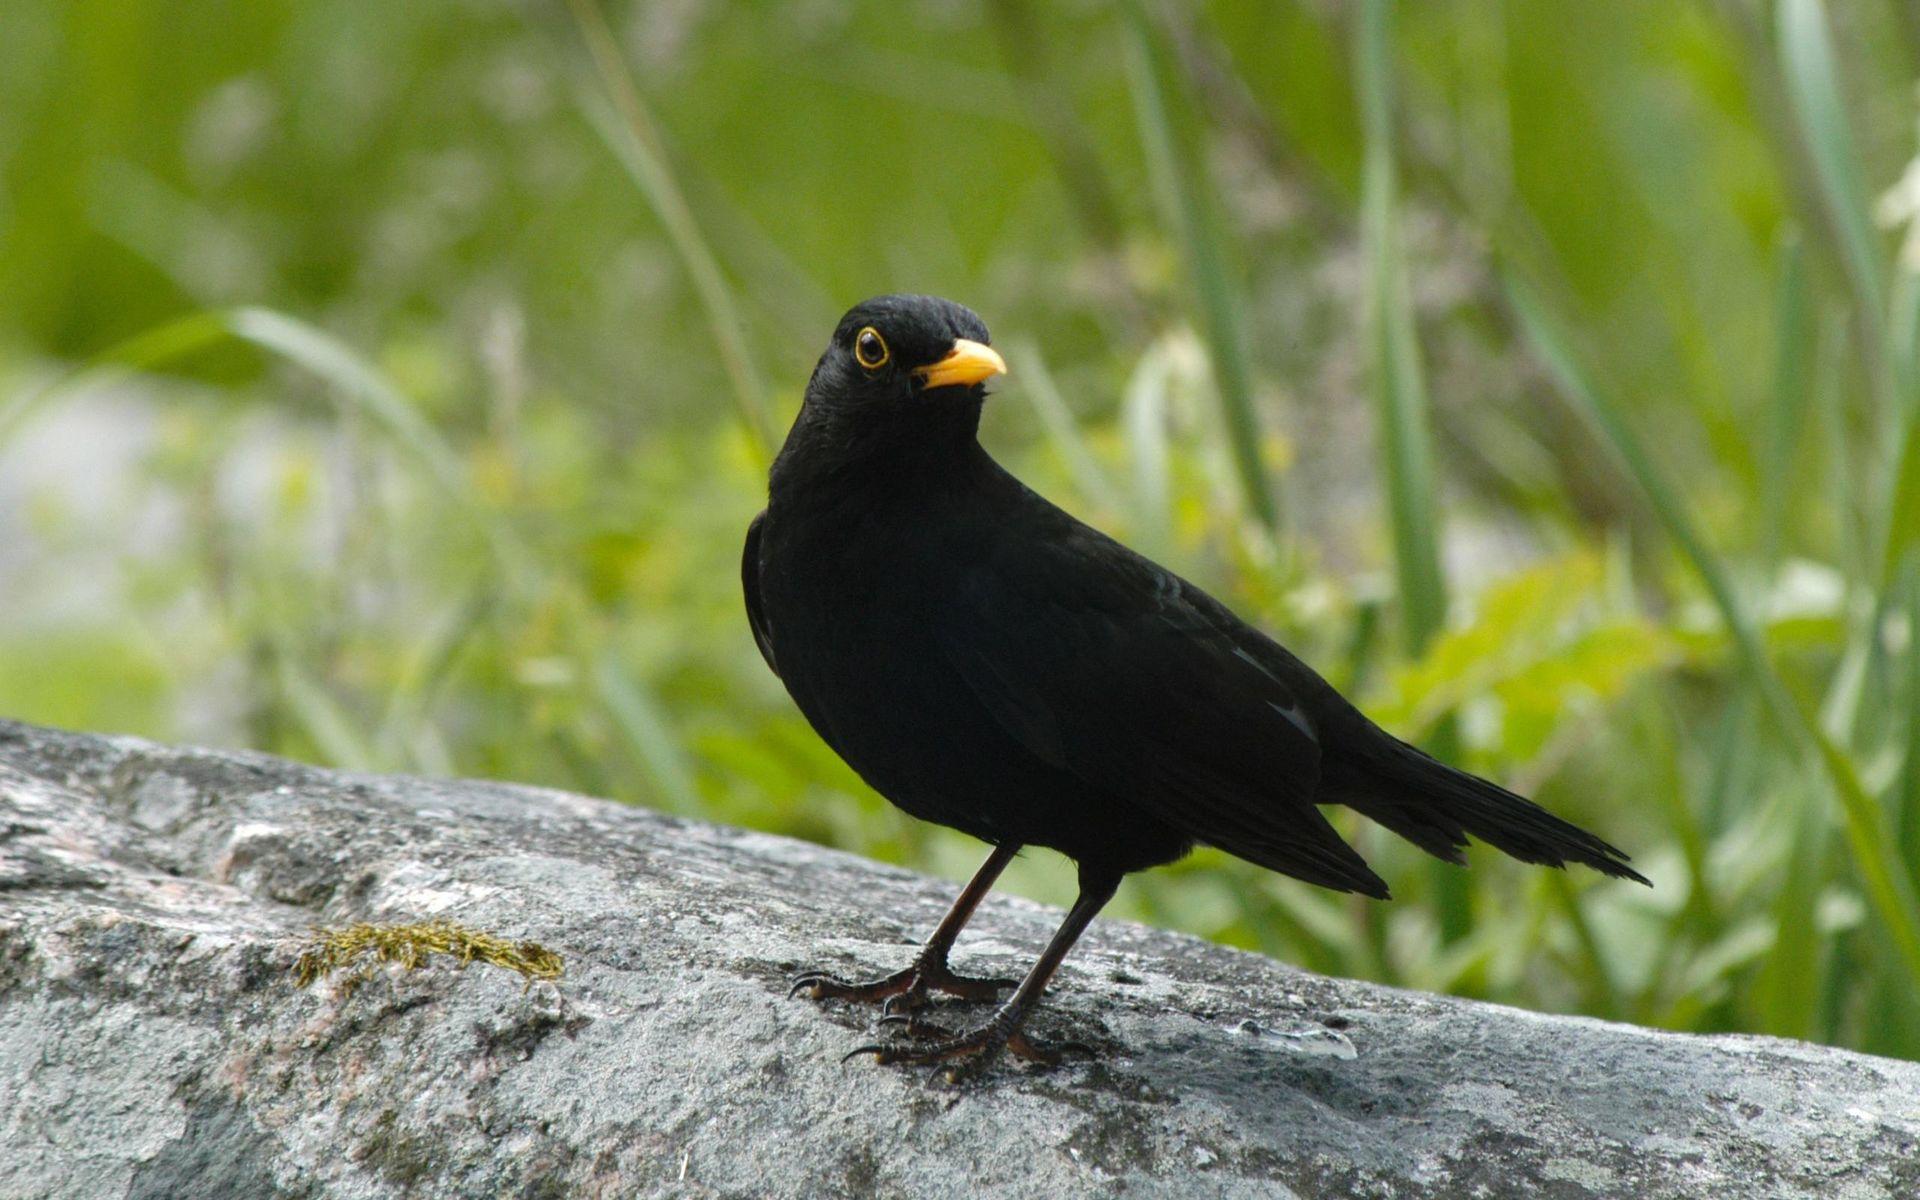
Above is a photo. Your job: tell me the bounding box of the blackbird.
[745,293,1647,1075]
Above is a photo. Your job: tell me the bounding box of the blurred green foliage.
[6,0,1920,1060]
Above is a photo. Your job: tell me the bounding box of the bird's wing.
[939,519,1387,897]
[742,511,779,678]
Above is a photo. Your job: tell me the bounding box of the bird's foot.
[845,1014,1091,1080]
[788,957,1016,1010]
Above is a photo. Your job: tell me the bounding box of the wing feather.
[940,522,1387,897]
[742,511,779,678]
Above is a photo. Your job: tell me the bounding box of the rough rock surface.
[2,719,1917,1200]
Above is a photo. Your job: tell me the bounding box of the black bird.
[745,294,1648,1074]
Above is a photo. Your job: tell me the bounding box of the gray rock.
[1,719,1915,1200]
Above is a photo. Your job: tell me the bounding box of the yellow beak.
[913,339,1007,390]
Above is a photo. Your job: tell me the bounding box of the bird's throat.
[769,396,987,504]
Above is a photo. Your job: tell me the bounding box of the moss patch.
[292,920,563,994]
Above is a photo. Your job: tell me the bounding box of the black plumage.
[746,294,1648,1074]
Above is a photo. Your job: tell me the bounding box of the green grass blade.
[1546,870,1622,1020]
[567,0,774,460]
[1010,340,1127,518]
[1645,688,1715,931]
[1767,0,1920,596]
[1123,338,1178,559]
[1699,693,1756,836]
[1816,313,1870,584]
[221,308,534,584]
[1507,275,1769,675]
[1751,770,1827,1038]
[1766,0,1920,595]
[1506,270,1920,994]
[7,307,529,579]
[1122,0,1277,532]
[1776,0,1886,337]
[222,308,471,505]
[1775,0,1920,591]
[377,579,495,769]
[1356,0,1467,939]
[1898,559,1920,883]
[592,658,703,815]
[1760,234,1812,568]
[271,649,377,772]
[0,311,230,450]
[1356,0,1447,654]
[1894,270,1920,390]
[1880,386,1920,587]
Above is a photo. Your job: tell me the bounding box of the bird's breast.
[757,497,964,717]
[753,496,1037,824]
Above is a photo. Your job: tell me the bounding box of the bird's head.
[801,294,1006,421]
[772,295,1008,488]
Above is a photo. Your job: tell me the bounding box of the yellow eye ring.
[854,326,889,370]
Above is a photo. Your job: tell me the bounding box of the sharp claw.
[789,972,850,1000]
[842,1043,891,1065]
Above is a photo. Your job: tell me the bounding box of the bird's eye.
[854,326,889,370]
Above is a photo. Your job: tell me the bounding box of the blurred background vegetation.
[6,0,1920,1061]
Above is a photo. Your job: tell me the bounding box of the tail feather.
[1322,731,1650,886]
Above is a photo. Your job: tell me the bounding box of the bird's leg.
[847,867,1120,1079]
[789,843,1020,1009]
